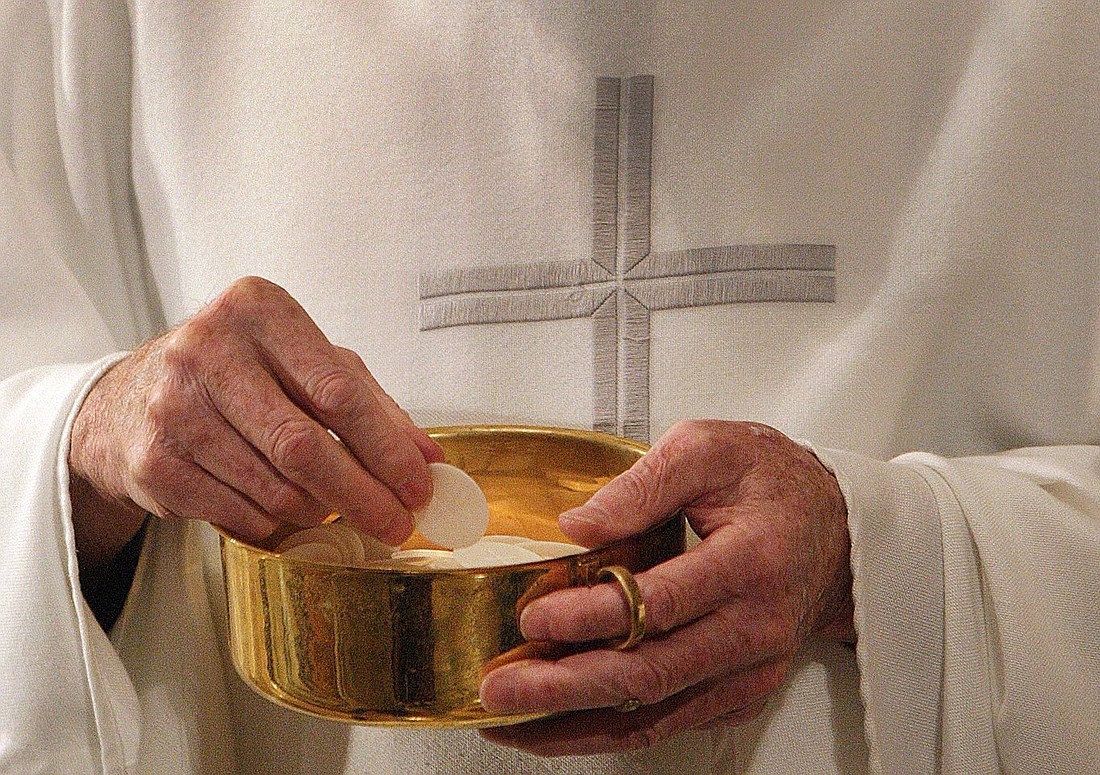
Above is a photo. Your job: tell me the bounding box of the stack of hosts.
[2,1,1098,773]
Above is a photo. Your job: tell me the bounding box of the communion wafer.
[347,522,400,564]
[275,524,360,565]
[389,549,463,570]
[516,540,586,559]
[278,540,345,565]
[274,524,337,553]
[452,540,543,568]
[479,534,530,544]
[320,522,369,566]
[413,463,490,549]
[275,521,392,567]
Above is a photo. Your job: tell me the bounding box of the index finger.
[247,299,436,511]
[519,512,771,644]
[205,356,416,544]
[558,420,753,547]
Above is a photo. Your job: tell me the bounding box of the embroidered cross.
[419,76,835,442]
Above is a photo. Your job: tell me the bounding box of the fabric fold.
[0,356,139,773]
[917,448,1100,775]
[814,447,946,775]
[821,445,1100,775]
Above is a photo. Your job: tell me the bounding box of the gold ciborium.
[220,425,685,727]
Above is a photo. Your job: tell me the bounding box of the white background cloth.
[1,0,1098,772]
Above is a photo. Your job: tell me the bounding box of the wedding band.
[616,698,642,713]
[597,565,646,651]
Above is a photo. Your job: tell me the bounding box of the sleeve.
[0,358,142,772]
[0,2,153,770]
[819,445,1100,775]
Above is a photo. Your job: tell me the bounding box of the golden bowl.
[219,425,686,728]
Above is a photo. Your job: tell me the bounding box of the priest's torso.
[130,0,1100,458]
[114,2,1098,772]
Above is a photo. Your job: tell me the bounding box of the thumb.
[559,425,717,546]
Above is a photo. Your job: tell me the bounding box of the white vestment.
[2,1,1099,772]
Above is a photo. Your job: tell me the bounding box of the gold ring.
[616,698,642,713]
[597,565,646,651]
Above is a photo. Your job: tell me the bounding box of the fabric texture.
[1,0,1098,772]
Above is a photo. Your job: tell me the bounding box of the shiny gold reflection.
[220,426,685,727]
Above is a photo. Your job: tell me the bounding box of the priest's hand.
[68,276,442,570]
[479,420,853,756]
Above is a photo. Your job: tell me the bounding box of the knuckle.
[664,418,781,466]
[620,654,672,706]
[144,376,207,441]
[745,421,785,442]
[205,276,285,325]
[333,346,367,371]
[665,418,722,452]
[667,417,707,438]
[228,275,283,306]
[129,452,160,491]
[641,570,690,634]
[157,327,233,404]
[306,367,363,418]
[266,417,323,476]
[144,380,176,426]
[665,418,694,436]
[159,325,210,376]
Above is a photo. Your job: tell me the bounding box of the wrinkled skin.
[68,276,442,571]
[480,420,854,756]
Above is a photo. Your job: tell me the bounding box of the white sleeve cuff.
[0,354,139,773]
[811,446,950,775]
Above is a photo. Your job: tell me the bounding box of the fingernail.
[558,508,602,544]
[518,603,544,640]
[561,502,605,522]
[557,507,588,527]
[478,662,526,714]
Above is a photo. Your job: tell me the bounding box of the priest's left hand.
[478,420,854,756]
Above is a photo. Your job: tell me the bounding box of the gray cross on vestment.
[419,76,835,442]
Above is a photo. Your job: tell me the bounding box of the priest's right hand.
[67,276,442,572]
